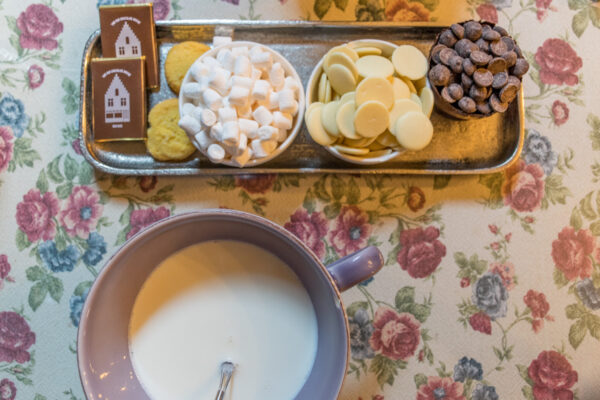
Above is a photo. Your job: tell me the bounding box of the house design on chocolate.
[114,22,141,57]
[104,74,130,126]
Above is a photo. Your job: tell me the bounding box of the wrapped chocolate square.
[91,57,146,141]
[99,3,159,89]
[428,20,529,119]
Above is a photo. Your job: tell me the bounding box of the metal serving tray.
[79,20,524,175]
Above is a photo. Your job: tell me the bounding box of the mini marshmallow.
[202,88,223,111]
[207,143,226,162]
[221,121,240,147]
[249,46,263,58]
[284,76,300,95]
[194,130,213,149]
[230,76,254,90]
[236,133,248,156]
[199,108,217,127]
[228,86,250,107]
[232,146,252,167]
[238,118,259,137]
[216,48,235,72]
[250,51,273,71]
[190,106,203,123]
[251,67,262,80]
[203,56,219,68]
[181,82,203,99]
[234,55,251,77]
[181,102,196,116]
[218,107,237,124]
[198,75,210,92]
[178,115,202,136]
[236,103,253,119]
[231,46,249,57]
[269,62,285,90]
[277,89,295,112]
[251,139,277,158]
[190,62,210,81]
[253,106,273,126]
[272,111,293,130]
[257,125,278,141]
[287,100,299,116]
[208,66,230,95]
[267,92,279,110]
[213,36,232,47]
[210,122,223,141]
[251,80,271,101]
[276,128,287,143]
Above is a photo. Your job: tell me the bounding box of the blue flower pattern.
[349,308,375,360]
[38,241,80,272]
[0,93,30,138]
[471,383,499,400]
[522,129,558,175]
[453,357,483,382]
[472,273,508,320]
[69,287,90,327]
[82,232,107,266]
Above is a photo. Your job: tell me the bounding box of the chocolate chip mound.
[429,20,529,117]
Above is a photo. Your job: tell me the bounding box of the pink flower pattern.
[59,186,102,239]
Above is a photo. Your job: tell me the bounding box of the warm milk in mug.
[128,240,319,400]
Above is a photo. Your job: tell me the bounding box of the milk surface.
[129,240,318,400]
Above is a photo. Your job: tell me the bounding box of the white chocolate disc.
[325,52,359,79]
[391,77,411,100]
[306,104,335,146]
[327,64,357,95]
[328,45,359,62]
[355,77,394,110]
[413,76,427,92]
[321,101,341,137]
[354,100,389,138]
[336,100,361,140]
[394,111,433,151]
[306,101,323,120]
[361,149,393,158]
[388,99,422,134]
[339,91,356,106]
[376,130,399,147]
[419,86,434,118]
[355,46,383,56]
[343,136,376,148]
[401,76,417,94]
[391,45,428,81]
[368,140,387,151]
[410,93,423,108]
[325,79,332,103]
[333,144,369,156]
[318,72,328,103]
[355,55,394,79]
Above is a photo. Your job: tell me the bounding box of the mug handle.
[326,246,384,292]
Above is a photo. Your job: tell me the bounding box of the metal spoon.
[214,361,235,400]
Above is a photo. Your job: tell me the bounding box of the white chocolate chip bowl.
[178,41,305,167]
[305,39,435,165]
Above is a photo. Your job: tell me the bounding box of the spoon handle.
[215,362,234,400]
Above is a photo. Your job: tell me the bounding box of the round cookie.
[147,124,196,161]
[165,41,210,94]
[148,98,180,129]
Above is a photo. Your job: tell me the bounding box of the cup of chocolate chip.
[428,20,529,119]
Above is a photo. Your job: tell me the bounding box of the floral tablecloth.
[1,0,600,399]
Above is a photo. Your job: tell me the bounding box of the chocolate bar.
[91,57,146,141]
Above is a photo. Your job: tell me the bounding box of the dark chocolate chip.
[511,58,530,77]
[430,44,447,64]
[463,58,476,76]
[428,64,452,87]
[448,83,464,101]
[490,39,509,57]
[458,96,477,113]
[499,83,519,103]
[449,55,464,74]
[473,68,493,87]
[508,75,522,89]
[492,71,509,89]
[489,93,508,113]
[455,39,478,58]
[464,21,483,41]
[461,73,473,90]
[441,86,456,103]
[477,101,493,115]
[488,57,507,74]
[502,51,517,68]
[476,38,490,53]
[514,45,523,58]
[493,25,509,37]
[470,50,492,66]
[469,84,489,102]
[501,37,515,52]
[438,29,458,47]
[439,48,458,66]
[450,23,465,39]
[482,29,501,41]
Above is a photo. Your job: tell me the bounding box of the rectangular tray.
[79,20,524,175]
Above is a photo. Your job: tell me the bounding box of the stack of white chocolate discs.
[306,41,435,159]
[178,42,302,167]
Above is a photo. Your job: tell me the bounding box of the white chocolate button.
[410,93,422,108]
[376,130,398,147]
[401,76,417,94]
[388,99,422,134]
[355,77,394,110]
[361,149,393,158]
[339,91,355,106]
[306,101,322,119]
[355,46,382,56]
[354,100,389,138]
[368,140,387,151]
[334,144,369,156]
[318,72,328,103]
[321,101,341,137]
[391,77,410,100]
[329,45,359,62]
[391,45,428,81]
[419,87,434,118]
[325,52,358,79]
[336,100,361,140]
[324,79,332,103]
[414,76,427,92]
[306,104,335,146]
[327,64,357,95]
[355,55,394,79]
[343,136,376,148]
[394,111,433,151]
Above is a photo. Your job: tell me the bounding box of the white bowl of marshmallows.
[305,39,435,165]
[178,41,305,167]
